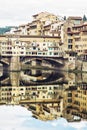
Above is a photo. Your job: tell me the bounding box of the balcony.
[29,24,37,29]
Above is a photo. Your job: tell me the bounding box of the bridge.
[19,99,60,104]
[21,56,64,65]
[0,55,68,71]
[0,56,20,71]
[20,56,66,69]
[0,34,68,71]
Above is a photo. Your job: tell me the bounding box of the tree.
[83,15,87,21]
[64,16,66,20]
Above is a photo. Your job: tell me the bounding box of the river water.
[0,67,87,130]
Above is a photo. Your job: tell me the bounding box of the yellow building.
[0,34,61,57]
[14,12,59,36]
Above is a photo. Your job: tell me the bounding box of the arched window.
[67,27,71,32]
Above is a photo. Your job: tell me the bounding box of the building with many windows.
[0,35,65,57]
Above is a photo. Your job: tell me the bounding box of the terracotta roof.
[32,19,40,22]
[72,24,83,28]
[68,16,82,20]
[32,14,38,17]
[32,12,46,17]
[32,12,56,18]
[0,34,60,39]
[73,31,80,34]
[83,22,87,26]
[44,24,51,28]
[82,30,87,32]
[67,31,80,34]
[26,23,31,26]
[14,29,21,32]
[19,24,26,27]
[72,23,87,28]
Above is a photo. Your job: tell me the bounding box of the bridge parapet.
[0,55,69,71]
[21,56,65,68]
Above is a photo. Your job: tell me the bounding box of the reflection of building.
[0,84,64,102]
[63,83,87,121]
[0,86,26,104]
[28,100,63,121]
[0,84,64,120]
[0,82,87,121]
[0,69,87,122]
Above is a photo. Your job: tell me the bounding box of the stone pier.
[10,56,21,71]
[10,71,20,86]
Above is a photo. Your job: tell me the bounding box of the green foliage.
[83,14,87,21]
[0,26,17,34]
[64,16,66,20]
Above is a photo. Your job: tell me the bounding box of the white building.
[26,41,64,57]
[0,38,27,56]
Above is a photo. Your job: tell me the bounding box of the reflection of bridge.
[0,57,10,67]
[0,70,67,86]
[0,77,10,86]
[19,99,60,104]
[20,71,66,86]
[0,71,10,86]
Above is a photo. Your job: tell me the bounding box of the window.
[68,99,72,103]
[67,27,71,32]
[38,52,42,55]
[21,52,24,54]
[43,43,45,46]
[54,52,58,55]
[68,93,72,97]
[33,47,36,50]
[68,39,73,43]
[68,45,72,49]
[49,52,52,55]
[16,41,19,44]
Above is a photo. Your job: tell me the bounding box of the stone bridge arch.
[21,56,65,68]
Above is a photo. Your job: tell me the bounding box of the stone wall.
[75,60,87,72]
[82,61,87,72]
[75,60,82,71]
[10,56,20,71]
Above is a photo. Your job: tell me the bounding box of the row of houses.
[0,82,87,121]
[14,12,60,36]
[0,36,64,57]
[4,12,87,59]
